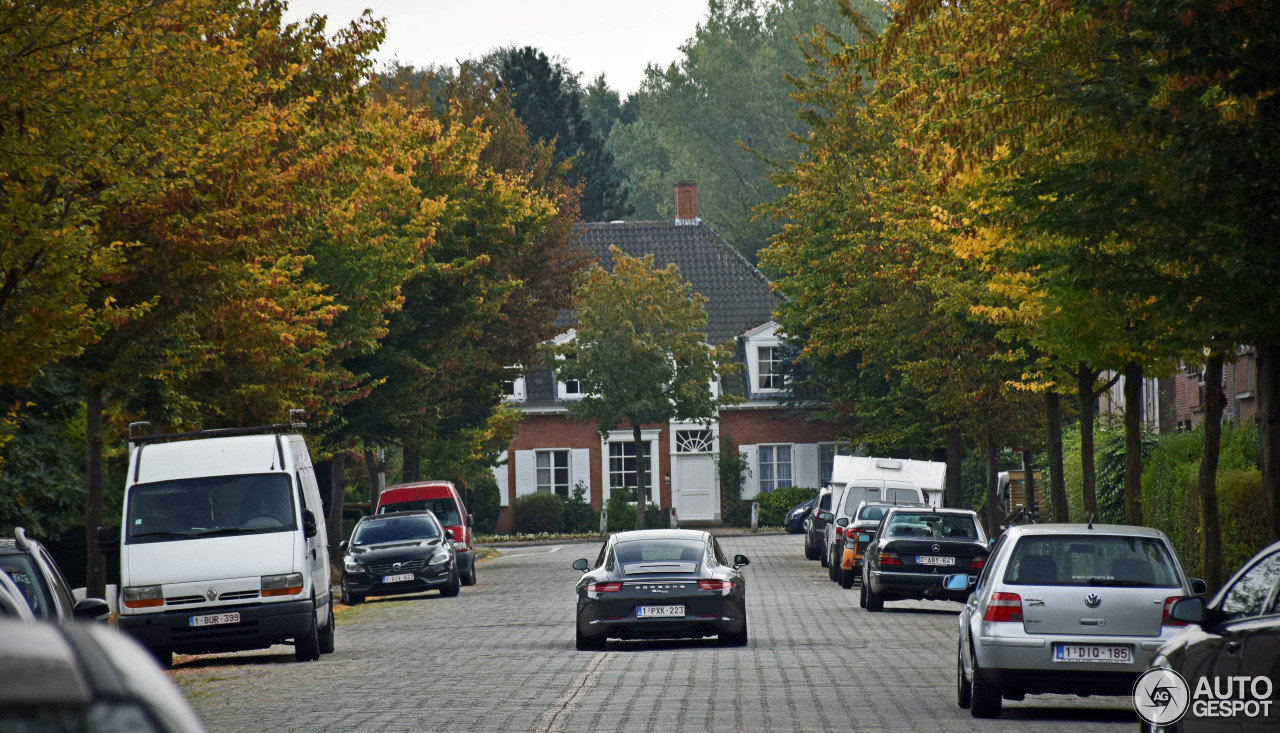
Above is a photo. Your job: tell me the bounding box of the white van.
[821,456,946,576]
[108,415,333,667]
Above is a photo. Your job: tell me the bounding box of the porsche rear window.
[615,540,705,564]
[1003,535,1180,587]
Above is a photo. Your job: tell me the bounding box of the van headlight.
[261,572,304,596]
[122,585,164,609]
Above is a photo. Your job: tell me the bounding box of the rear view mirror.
[339,540,348,552]
[96,525,119,556]
[988,538,996,547]
[1190,578,1208,596]
[836,517,849,528]
[301,509,317,538]
[818,511,833,522]
[444,529,454,541]
[73,597,111,622]
[943,574,971,591]
[1170,597,1206,625]
[733,554,750,569]
[572,558,590,573]
[468,513,475,527]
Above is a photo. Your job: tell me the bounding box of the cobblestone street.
[172,533,1138,732]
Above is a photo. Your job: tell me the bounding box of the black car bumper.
[344,560,453,598]
[118,598,313,655]
[979,667,1138,697]
[577,589,746,641]
[869,570,975,602]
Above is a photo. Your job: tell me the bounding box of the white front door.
[673,454,717,521]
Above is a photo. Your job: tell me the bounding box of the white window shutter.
[571,448,591,499]
[514,450,535,498]
[794,444,820,489]
[739,444,759,500]
[491,462,510,508]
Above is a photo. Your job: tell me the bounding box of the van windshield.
[126,474,296,543]
[378,498,461,526]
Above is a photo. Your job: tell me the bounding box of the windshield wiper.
[129,531,195,540]
[1089,578,1154,587]
[189,527,266,538]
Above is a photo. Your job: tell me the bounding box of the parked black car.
[0,618,206,732]
[0,528,109,623]
[861,507,989,611]
[1145,540,1280,732]
[572,529,749,650]
[803,487,833,562]
[784,499,815,534]
[340,511,459,604]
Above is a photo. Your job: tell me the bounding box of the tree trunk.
[364,449,383,507]
[1076,362,1100,522]
[402,443,420,483]
[1021,450,1038,520]
[945,426,964,509]
[327,453,346,573]
[1198,352,1225,594]
[634,423,646,531]
[1256,342,1280,542]
[1124,361,1144,526]
[984,435,1000,536]
[84,384,107,600]
[1046,391,1068,523]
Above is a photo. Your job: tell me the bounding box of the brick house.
[490,182,846,530]
[1173,347,1258,430]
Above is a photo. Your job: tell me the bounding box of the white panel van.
[107,416,333,667]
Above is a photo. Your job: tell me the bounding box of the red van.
[375,481,476,585]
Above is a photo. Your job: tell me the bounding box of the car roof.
[613,529,710,543]
[884,506,977,517]
[357,510,439,523]
[1006,523,1167,538]
[0,620,94,704]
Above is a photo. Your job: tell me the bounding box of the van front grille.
[166,595,205,606]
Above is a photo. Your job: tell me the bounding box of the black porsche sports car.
[572,529,750,650]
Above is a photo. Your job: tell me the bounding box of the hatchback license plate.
[637,605,685,618]
[1054,644,1132,663]
[189,612,240,628]
[917,555,955,566]
[382,573,415,583]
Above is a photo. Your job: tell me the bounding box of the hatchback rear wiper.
[1088,578,1154,587]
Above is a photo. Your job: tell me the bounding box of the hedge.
[465,473,501,534]
[753,487,818,527]
[513,493,565,534]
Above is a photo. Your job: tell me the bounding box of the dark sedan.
[340,511,459,604]
[785,499,815,534]
[572,529,750,650]
[861,507,989,611]
[1144,539,1280,731]
[803,487,833,562]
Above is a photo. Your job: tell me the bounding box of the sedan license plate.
[382,573,415,584]
[1054,644,1132,664]
[637,605,685,618]
[917,555,955,566]
[189,612,240,628]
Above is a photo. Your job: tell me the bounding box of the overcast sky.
[282,1,711,96]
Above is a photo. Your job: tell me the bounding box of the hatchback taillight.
[1162,596,1188,626]
[983,592,1023,622]
[835,526,845,538]
[586,582,622,593]
[698,580,734,591]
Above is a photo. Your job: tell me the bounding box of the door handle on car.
[1226,640,1241,654]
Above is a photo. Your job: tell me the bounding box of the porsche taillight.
[586,582,622,593]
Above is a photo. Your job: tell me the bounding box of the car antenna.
[1086,512,1094,530]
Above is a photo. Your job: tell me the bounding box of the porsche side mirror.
[572,558,590,572]
[733,554,750,569]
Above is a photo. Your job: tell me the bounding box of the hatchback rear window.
[1003,535,1181,587]
[379,498,461,526]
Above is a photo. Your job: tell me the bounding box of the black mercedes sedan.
[340,511,459,604]
[572,530,749,650]
[861,507,989,611]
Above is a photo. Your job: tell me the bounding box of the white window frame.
[757,443,794,494]
[535,449,571,497]
[601,429,661,505]
[553,330,584,400]
[818,442,852,486]
[743,321,784,395]
[500,366,526,402]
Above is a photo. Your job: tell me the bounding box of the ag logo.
[1134,668,1190,726]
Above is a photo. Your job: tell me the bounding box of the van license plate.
[1054,644,1131,663]
[637,605,685,618]
[382,573,414,583]
[189,612,240,628]
[917,555,955,565]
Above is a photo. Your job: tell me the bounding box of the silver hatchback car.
[946,524,1205,718]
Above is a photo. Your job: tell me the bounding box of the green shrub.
[753,486,818,526]
[604,487,661,532]
[960,450,1023,512]
[563,481,594,533]
[1055,420,1154,524]
[513,492,565,534]
[464,474,501,534]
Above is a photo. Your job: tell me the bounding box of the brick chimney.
[674,180,698,225]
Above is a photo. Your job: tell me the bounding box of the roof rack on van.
[128,409,307,445]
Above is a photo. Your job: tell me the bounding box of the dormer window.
[554,330,584,400]
[758,346,782,390]
[742,321,784,395]
[501,367,526,402]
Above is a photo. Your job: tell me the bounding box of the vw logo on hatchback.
[1084,593,1102,608]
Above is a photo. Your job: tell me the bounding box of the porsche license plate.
[1054,644,1132,663]
[637,605,685,618]
[917,555,955,566]
[382,573,415,583]
[189,612,240,628]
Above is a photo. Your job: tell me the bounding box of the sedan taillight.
[586,582,622,593]
[968,558,985,570]
[698,580,734,590]
[983,592,1023,622]
[879,552,902,566]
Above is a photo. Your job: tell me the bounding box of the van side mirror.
[836,517,849,528]
[733,554,750,569]
[301,509,317,538]
[572,558,590,572]
[468,513,475,527]
[97,525,119,555]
